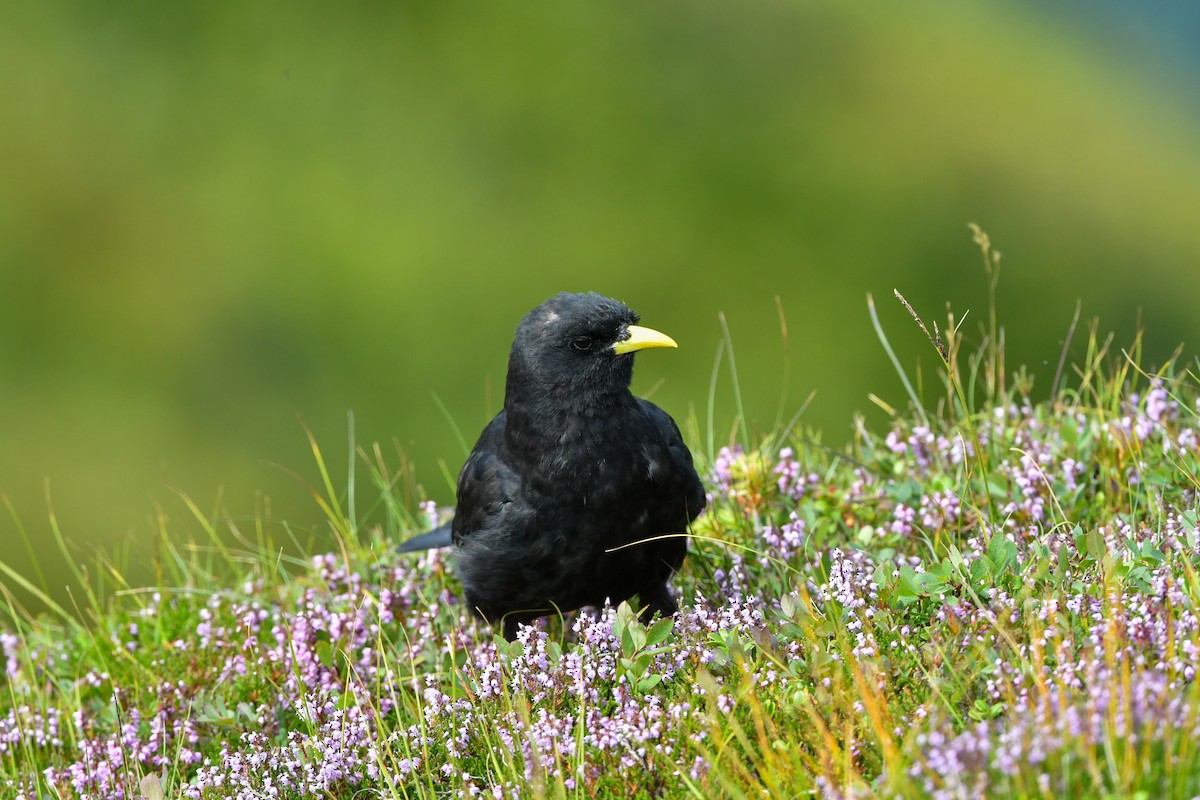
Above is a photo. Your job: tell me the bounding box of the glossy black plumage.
[398,292,705,640]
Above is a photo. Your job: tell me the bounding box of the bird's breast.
[510,405,672,495]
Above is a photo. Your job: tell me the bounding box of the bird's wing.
[450,411,526,546]
[638,398,707,521]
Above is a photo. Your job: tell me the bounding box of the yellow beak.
[611,324,678,355]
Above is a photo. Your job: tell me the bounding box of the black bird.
[397,292,706,641]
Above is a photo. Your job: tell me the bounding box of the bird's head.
[506,292,678,403]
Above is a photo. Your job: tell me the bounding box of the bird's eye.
[570,336,593,351]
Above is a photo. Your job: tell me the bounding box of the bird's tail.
[395,522,453,553]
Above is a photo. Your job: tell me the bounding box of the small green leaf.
[969,557,991,586]
[645,617,674,648]
[895,566,922,599]
[916,570,951,596]
[316,640,335,669]
[986,534,1016,573]
[1139,544,1165,566]
[929,560,954,581]
[637,674,663,693]
[629,623,647,652]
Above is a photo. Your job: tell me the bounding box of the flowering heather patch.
[4,349,1200,796]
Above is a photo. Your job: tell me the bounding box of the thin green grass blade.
[431,392,471,459]
[868,292,928,425]
[719,312,751,453]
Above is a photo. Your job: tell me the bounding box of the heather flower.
[711,445,744,493]
[420,498,440,527]
[918,490,962,532]
[0,632,18,679]
[773,447,818,500]
[1144,379,1177,424]
[891,502,916,537]
[760,510,806,564]
[1060,457,1082,491]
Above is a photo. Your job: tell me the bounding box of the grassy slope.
[4,240,1200,798]
[5,1,1200,597]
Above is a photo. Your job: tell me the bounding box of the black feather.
[400,292,705,641]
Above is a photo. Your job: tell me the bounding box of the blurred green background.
[3,2,1199,608]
